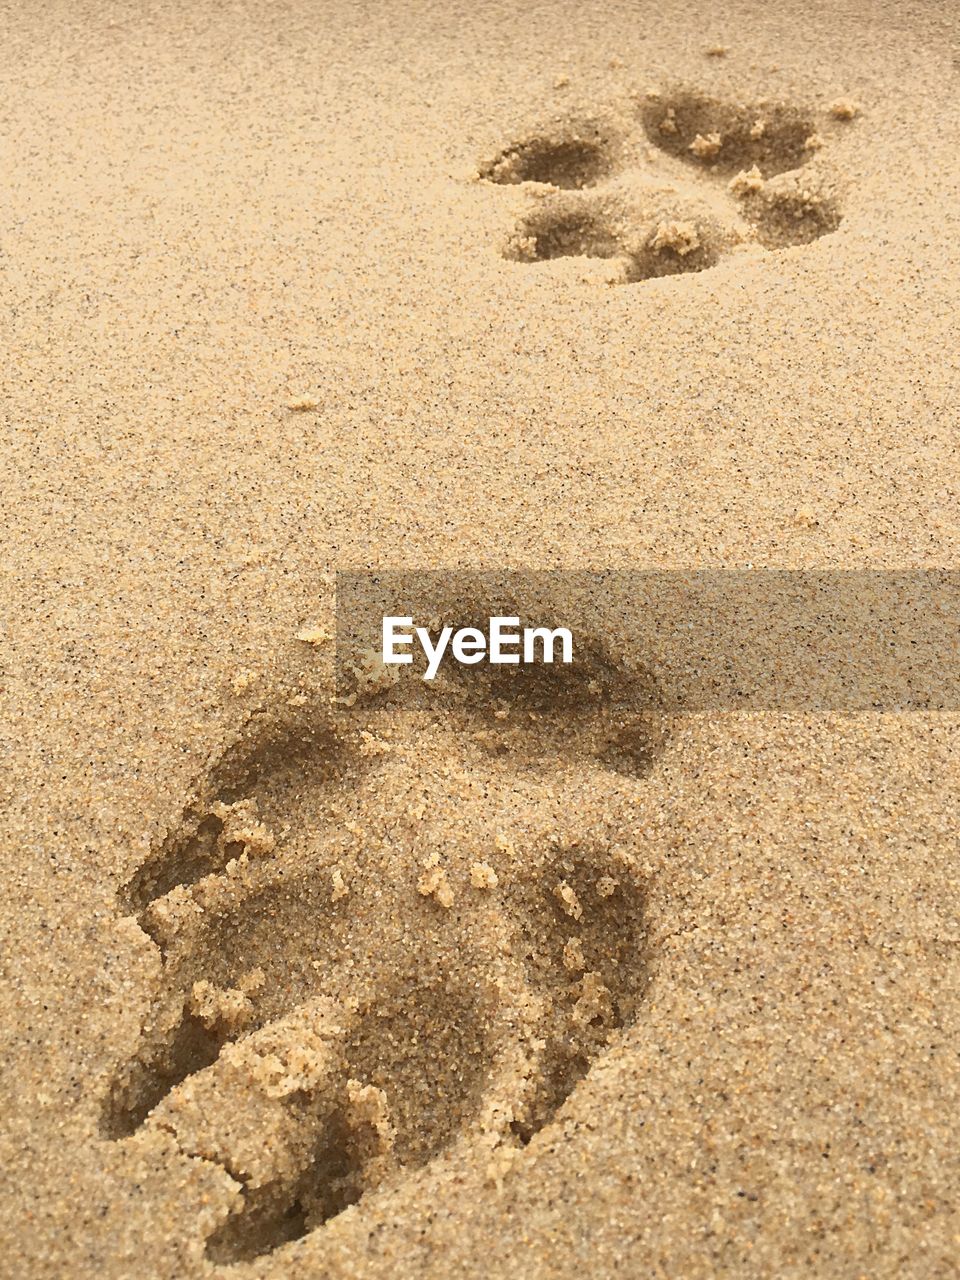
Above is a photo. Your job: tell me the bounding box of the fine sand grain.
[2,1,960,1276]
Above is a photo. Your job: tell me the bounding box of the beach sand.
[2,0,959,1275]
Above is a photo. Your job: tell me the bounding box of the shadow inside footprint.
[623,217,725,282]
[506,196,624,262]
[204,1109,365,1264]
[640,87,818,177]
[737,180,843,248]
[480,116,620,189]
[504,190,728,284]
[430,625,666,774]
[102,1010,225,1139]
[122,709,351,916]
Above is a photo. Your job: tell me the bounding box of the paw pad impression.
[481,82,853,285]
[103,650,663,1264]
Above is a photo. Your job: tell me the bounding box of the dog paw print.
[479,86,853,283]
[102,648,663,1264]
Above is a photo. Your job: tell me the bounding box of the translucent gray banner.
[334,570,960,712]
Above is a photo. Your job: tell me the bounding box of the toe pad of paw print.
[481,83,853,284]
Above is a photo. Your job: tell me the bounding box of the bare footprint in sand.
[479,85,854,283]
[102,646,663,1264]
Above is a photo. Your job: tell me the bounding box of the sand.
[2,0,960,1275]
